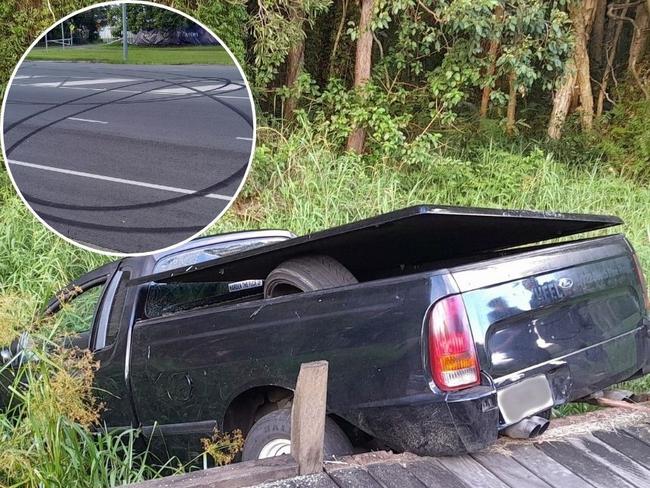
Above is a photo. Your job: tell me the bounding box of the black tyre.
[241,409,353,461]
[263,255,358,298]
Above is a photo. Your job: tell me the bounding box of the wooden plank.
[566,434,650,488]
[623,425,650,446]
[593,429,650,468]
[537,440,636,488]
[472,451,551,488]
[260,472,339,488]
[436,455,510,488]
[126,454,298,488]
[328,467,384,488]
[406,459,471,488]
[366,462,426,488]
[507,444,593,488]
[291,361,328,476]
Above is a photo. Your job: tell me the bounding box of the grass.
[25,44,234,65]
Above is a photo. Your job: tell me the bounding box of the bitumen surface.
[2,61,254,254]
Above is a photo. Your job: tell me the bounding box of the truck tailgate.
[451,235,647,408]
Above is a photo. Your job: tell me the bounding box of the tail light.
[428,294,480,391]
[632,252,649,311]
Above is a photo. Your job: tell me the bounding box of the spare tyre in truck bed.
[4,205,647,463]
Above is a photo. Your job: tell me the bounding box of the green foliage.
[597,97,650,183]
[188,0,248,62]
[272,0,575,152]
[249,0,332,87]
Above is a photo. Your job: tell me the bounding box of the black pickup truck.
[16,205,650,462]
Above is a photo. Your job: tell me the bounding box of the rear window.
[144,279,263,318]
[153,237,287,274]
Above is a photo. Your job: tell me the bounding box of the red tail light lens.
[632,252,649,311]
[428,294,480,391]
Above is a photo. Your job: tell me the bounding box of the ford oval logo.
[558,278,573,289]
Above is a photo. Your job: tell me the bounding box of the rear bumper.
[344,325,649,456]
[342,385,500,456]
[493,326,648,410]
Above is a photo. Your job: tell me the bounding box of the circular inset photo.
[1,1,255,255]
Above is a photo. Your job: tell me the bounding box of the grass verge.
[25,44,234,65]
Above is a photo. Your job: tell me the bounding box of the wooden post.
[291,360,328,475]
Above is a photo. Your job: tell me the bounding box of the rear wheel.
[263,255,357,298]
[241,409,353,461]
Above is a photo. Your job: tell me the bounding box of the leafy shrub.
[597,98,650,183]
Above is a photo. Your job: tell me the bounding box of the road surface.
[2,61,254,254]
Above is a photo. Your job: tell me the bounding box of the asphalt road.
[2,61,254,254]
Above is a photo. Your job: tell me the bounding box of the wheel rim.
[258,438,291,458]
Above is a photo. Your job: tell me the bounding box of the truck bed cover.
[130,205,621,285]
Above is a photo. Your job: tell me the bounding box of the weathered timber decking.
[258,407,650,488]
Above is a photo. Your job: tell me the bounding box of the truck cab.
[44,231,294,431]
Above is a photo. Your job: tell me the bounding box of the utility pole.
[122,3,128,62]
[61,22,65,49]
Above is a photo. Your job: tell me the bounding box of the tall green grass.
[0,321,179,487]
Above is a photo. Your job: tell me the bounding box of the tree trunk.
[628,3,649,98]
[347,0,374,154]
[596,4,629,117]
[548,61,577,140]
[590,0,607,77]
[506,71,517,135]
[571,0,596,132]
[480,4,505,118]
[284,38,305,120]
[329,0,349,78]
[548,0,596,139]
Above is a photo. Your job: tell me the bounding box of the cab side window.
[53,283,106,334]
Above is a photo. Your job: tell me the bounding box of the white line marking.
[8,160,233,201]
[60,86,105,91]
[17,84,105,91]
[67,117,108,124]
[150,83,242,95]
[27,82,60,87]
[62,78,136,86]
[236,137,253,141]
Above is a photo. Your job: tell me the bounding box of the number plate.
[497,375,554,425]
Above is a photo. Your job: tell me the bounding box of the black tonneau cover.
[130,205,621,285]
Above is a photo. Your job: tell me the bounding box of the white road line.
[25,82,61,87]
[62,78,137,86]
[8,160,232,201]
[16,83,103,91]
[236,137,253,141]
[150,83,243,95]
[60,86,105,91]
[67,117,108,124]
